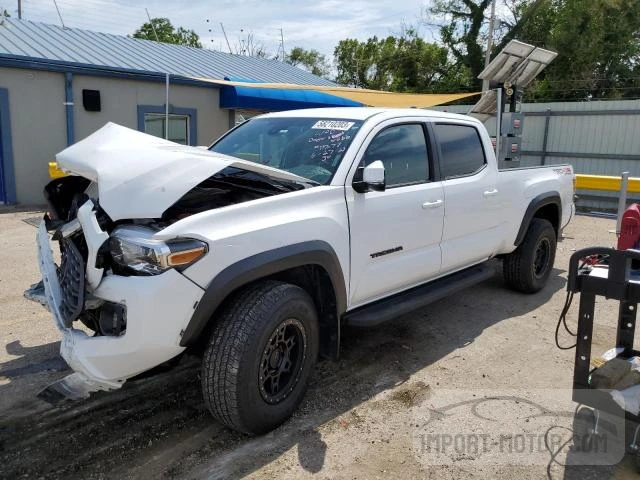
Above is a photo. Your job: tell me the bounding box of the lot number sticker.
[311,120,355,131]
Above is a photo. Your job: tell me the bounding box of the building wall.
[0,67,67,205]
[72,76,229,145]
[0,67,229,205]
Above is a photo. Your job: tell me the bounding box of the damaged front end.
[26,177,127,399]
[26,124,309,401]
[27,177,209,400]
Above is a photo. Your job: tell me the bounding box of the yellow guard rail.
[575,174,640,193]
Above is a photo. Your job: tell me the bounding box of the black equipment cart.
[568,246,640,463]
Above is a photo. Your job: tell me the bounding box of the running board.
[344,263,495,327]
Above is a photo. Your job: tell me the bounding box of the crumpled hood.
[56,123,309,221]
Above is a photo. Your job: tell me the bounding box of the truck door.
[346,121,444,308]
[434,122,503,272]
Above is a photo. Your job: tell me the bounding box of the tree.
[234,31,269,58]
[426,0,492,89]
[286,47,331,78]
[426,0,640,100]
[132,18,202,48]
[425,0,548,89]
[495,0,552,50]
[333,29,468,92]
[511,0,640,101]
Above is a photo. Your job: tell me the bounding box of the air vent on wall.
[82,89,101,112]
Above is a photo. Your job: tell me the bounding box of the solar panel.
[478,40,557,88]
[468,90,497,116]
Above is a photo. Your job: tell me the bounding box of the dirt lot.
[0,209,638,479]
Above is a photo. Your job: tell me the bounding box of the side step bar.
[343,263,495,327]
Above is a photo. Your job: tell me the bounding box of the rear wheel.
[503,218,557,293]
[201,280,319,434]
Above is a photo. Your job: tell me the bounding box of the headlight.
[109,225,208,275]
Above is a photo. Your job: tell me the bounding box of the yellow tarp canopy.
[192,77,480,108]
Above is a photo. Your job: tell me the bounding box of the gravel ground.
[0,208,638,479]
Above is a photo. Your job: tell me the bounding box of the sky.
[9,0,439,59]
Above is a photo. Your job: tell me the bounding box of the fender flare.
[514,192,561,246]
[179,240,347,347]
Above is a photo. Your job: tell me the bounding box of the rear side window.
[435,124,486,179]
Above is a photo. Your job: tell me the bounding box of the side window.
[144,113,190,145]
[362,124,429,187]
[435,124,486,179]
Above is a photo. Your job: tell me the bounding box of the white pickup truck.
[27,108,574,434]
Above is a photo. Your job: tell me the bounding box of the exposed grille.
[57,238,86,327]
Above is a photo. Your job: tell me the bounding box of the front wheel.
[201,280,319,434]
[503,218,557,293]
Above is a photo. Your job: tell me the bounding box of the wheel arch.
[180,241,347,359]
[514,192,561,246]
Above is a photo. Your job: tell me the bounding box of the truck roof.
[261,107,478,124]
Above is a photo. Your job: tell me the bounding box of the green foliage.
[424,0,640,100]
[286,47,331,78]
[334,30,471,92]
[132,18,202,48]
[428,0,492,89]
[514,0,640,100]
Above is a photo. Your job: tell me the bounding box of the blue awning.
[219,76,362,110]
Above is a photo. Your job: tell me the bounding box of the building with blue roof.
[0,18,350,204]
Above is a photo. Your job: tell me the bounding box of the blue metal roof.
[0,18,335,86]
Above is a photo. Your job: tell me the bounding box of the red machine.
[618,203,640,251]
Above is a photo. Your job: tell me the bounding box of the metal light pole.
[617,172,630,237]
[165,73,169,140]
[482,0,497,92]
[495,87,502,163]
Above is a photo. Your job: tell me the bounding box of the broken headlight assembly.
[109,225,208,275]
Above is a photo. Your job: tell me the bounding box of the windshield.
[209,117,364,185]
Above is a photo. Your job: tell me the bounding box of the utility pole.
[279,28,285,61]
[482,0,497,92]
[17,0,22,19]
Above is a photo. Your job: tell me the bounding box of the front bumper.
[34,212,205,395]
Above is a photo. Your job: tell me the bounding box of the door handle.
[483,188,498,197]
[422,199,443,209]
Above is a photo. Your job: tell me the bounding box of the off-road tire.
[503,218,557,293]
[201,280,319,435]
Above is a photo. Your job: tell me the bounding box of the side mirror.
[353,160,386,193]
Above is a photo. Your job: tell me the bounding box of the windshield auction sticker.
[311,120,355,131]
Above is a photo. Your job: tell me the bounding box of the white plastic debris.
[602,347,624,361]
[610,385,640,415]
